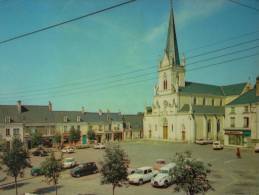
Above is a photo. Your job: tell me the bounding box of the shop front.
[224,129,251,147]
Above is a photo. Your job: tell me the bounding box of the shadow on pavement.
[1,182,29,190]
[33,185,63,194]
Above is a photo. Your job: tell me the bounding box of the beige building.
[224,77,259,147]
[143,5,251,143]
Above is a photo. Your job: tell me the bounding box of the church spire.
[165,0,180,66]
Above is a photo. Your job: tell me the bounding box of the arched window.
[220,99,223,106]
[217,119,220,133]
[207,119,211,133]
[193,97,197,105]
[163,80,167,90]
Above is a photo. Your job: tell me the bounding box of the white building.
[143,4,251,143]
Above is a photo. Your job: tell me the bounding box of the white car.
[151,163,176,187]
[93,143,105,149]
[254,143,259,153]
[195,139,213,145]
[212,141,224,150]
[63,157,77,169]
[61,146,75,153]
[127,166,157,185]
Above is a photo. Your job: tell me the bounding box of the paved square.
[0,140,259,195]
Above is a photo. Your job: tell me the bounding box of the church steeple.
[165,0,180,66]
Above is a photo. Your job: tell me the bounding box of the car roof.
[160,163,176,170]
[137,166,152,170]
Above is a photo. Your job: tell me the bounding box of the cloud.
[176,0,226,28]
[144,20,167,43]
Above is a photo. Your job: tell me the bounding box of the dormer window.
[77,116,81,122]
[64,116,68,122]
[163,80,167,90]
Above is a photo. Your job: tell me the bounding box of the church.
[143,4,251,143]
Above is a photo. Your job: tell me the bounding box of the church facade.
[143,5,251,143]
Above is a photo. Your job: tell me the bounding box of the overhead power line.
[1,52,258,101]
[187,38,259,60]
[0,0,136,45]
[228,0,259,12]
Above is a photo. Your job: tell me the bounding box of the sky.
[0,0,258,113]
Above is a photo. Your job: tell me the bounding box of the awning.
[224,129,251,137]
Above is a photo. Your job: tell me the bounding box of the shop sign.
[225,130,243,135]
[243,130,251,137]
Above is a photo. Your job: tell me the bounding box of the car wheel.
[139,179,144,185]
[164,180,169,187]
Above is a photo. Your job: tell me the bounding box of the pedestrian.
[236,147,241,158]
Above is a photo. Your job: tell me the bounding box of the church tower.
[156,1,185,96]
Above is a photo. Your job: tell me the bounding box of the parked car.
[127,166,157,185]
[127,168,136,175]
[32,149,48,157]
[75,144,90,149]
[151,163,176,187]
[213,141,224,150]
[93,143,105,149]
[61,146,75,153]
[70,162,98,177]
[31,167,44,176]
[254,143,259,153]
[153,159,166,171]
[63,157,77,169]
[195,139,213,145]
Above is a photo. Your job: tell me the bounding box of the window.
[64,116,68,122]
[6,129,10,136]
[5,116,11,123]
[13,128,20,136]
[230,107,235,114]
[77,116,81,122]
[193,97,197,105]
[203,98,206,105]
[220,99,223,106]
[207,120,211,133]
[230,117,235,128]
[212,99,214,106]
[244,117,249,128]
[163,80,167,90]
[244,106,249,113]
[171,124,173,132]
[217,120,220,133]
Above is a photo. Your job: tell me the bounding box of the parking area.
[0,140,259,195]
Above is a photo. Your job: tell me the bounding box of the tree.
[0,138,31,195]
[69,126,80,143]
[100,144,128,195]
[31,131,42,148]
[52,133,62,148]
[41,151,63,195]
[172,151,214,195]
[87,129,96,141]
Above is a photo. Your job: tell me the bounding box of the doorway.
[163,125,168,139]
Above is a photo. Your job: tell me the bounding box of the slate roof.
[179,104,225,115]
[123,114,143,131]
[0,105,122,124]
[179,81,247,97]
[227,88,259,106]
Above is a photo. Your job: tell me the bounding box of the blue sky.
[0,0,258,113]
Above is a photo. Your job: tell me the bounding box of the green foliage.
[41,152,63,195]
[100,144,128,195]
[52,133,62,145]
[87,129,96,141]
[172,151,213,195]
[0,138,31,195]
[31,131,42,148]
[69,126,80,142]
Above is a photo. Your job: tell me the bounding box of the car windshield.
[160,170,169,174]
[135,169,143,174]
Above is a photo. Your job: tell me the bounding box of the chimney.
[17,100,22,113]
[48,101,52,112]
[256,76,259,97]
[81,106,85,114]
